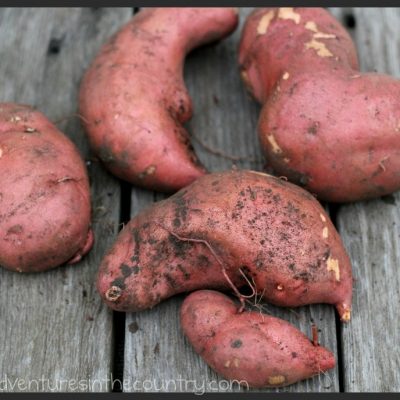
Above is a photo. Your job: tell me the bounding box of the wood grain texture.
[0,8,132,392]
[2,7,397,393]
[124,8,339,393]
[336,8,400,392]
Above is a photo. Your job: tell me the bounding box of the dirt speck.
[231,339,243,348]
[128,321,139,334]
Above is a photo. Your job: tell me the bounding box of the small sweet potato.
[79,7,239,192]
[181,290,335,388]
[97,170,352,321]
[239,7,400,202]
[0,103,93,272]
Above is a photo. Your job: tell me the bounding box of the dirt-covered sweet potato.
[0,103,93,272]
[97,170,352,321]
[79,7,238,192]
[181,290,335,388]
[239,7,400,202]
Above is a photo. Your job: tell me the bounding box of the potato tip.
[337,303,351,322]
[106,286,122,302]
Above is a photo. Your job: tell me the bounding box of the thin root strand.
[312,323,319,346]
[155,223,251,312]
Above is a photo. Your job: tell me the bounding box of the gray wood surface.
[124,8,339,393]
[0,8,132,392]
[336,8,400,392]
[1,7,399,393]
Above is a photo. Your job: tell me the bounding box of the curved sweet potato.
[181,290,335,388]
[0,103,93,272]
[79,7,239,192]
[239,7,400,202]
[97,170,352,321]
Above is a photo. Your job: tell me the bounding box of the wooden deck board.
[123,8,339,393]
[336,8,400,392]
[0,8,132,392]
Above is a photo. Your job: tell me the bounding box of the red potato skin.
[79,8,239,192]
[97,170,352,321]
[239,7,400,202]
[0,103,93,272]
[181,290,335,388]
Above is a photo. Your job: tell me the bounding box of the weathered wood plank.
[124,7,339,392]
[336,8,400,392]
[0,8,132,392]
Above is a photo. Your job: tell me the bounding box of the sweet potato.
[239,7,400,202]
[181,290,335,388]
[0,103,93,272]
[97,170,352,321]
[79,8,238,192]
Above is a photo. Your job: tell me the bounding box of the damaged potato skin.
[97,170,352,321]
[0,103,93,272]
[79,8,239,192]
[239,7,400,202]
[181,290,335,388]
